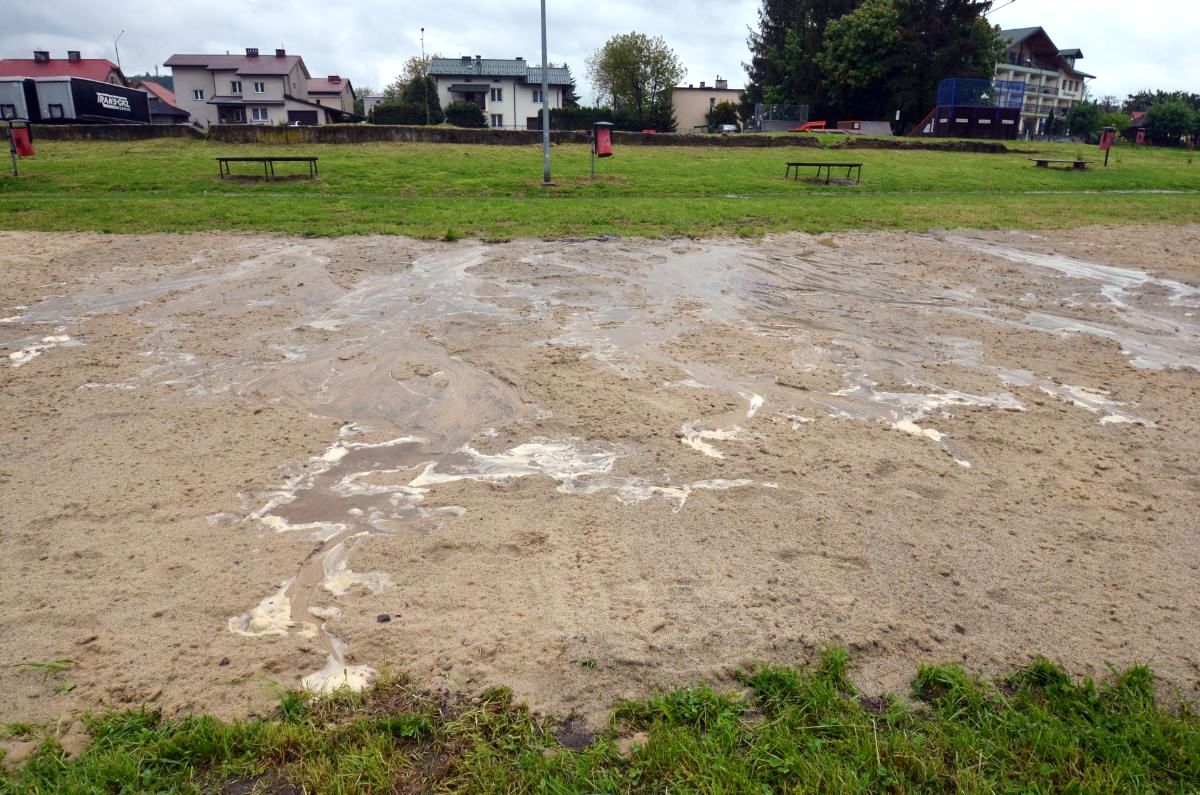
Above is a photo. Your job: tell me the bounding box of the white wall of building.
[434,76,562,130]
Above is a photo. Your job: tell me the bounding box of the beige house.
[307,75,355,114]
[672,78,742,132]
[994,27,1094,136]
[165,48,358,126]
[428,56,571,130]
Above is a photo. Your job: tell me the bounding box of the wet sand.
[1,227,1198,731]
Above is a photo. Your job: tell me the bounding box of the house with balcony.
[165,48,360,126]
[427,56,572,130]
[994,27,1094,136]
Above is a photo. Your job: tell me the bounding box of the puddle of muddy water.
[6,231,1186,692]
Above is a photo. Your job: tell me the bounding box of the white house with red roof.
[165,48,359,126]
[0,50,127,85]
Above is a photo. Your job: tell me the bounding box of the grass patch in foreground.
[0,139,1197,238]
[3,651,1196,793]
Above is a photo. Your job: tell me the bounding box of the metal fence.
[752,103,809,132]
[936,78,1026,110]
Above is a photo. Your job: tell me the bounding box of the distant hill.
[128,73,173,91]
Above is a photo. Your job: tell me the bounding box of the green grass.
[1,139,1197,238]
[3,653,1196,793]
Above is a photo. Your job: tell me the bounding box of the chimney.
[715,78,728,90]
[328,75,340,83]
[516,56,524,61]
[461,55,470,63]
[275,48,286,57]
[33,50,50,63]
[245,47,259,58]
[699,81,706,88]
[67,50,81,63]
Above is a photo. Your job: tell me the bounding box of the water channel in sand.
[3,230,1194,693]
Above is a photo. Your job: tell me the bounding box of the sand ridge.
[1,227,1197,731]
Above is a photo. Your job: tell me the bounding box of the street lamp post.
[114,29,126,72]
[421,27,430,126]
[540,0,551,184]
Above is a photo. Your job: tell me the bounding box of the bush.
[1099,111,1131,134]
[445,101,487,129]
[371,102,428,125]
[1145,100,1197,145]
[705,101,741,132]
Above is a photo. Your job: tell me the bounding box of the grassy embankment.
[2,652,1197,793]
[0,138,1197,238]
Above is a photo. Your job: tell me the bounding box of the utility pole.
[540,0,551,184]
[114,29,125,72]
[421,27,430,126]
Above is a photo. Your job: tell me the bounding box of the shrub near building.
[445,101,487,128]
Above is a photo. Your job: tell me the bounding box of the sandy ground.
[1,226,1198,740]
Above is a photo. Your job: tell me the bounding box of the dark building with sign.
[0,76,150,123]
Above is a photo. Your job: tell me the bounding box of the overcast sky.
[5,0,1196,104]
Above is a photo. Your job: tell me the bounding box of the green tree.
[1099,110,1130,133]
[818,0,903,116]
[444,101,487,128]
[1145,100,1197,145]
[399,75,444,124]
[743,0,857,117]
[562,79,581,109]
[705,101,741,130]
[384,54,440,99]
[886,0,1003,125]
[744,0,1001,123]
[1067,100,1101,139]
[586,32,685,131]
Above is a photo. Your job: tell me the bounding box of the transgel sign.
[96,91,131,112]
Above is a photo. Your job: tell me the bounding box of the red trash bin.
[11,127,35,158]
[594,123,613,158]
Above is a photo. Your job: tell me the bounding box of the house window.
[490,87,502,102]
[253,81,266,94]
[48,104,65,119]
[251,107,269,121]
[193,89,204,100]
[0,104,15,119]
[232,109,245,122]
[231,80,242,94]
[532,88,543,103]
[490,114,503,128]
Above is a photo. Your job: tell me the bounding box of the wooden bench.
[216,156,319,180]
[786,161,863,184]
[1030,158,1092,170]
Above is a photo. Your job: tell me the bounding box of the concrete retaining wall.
[28,123,1010,153]
[30,124,204,140]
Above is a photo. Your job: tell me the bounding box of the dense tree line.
[743,0,1002,127]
